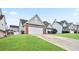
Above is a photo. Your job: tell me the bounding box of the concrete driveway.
[37,34,79,51]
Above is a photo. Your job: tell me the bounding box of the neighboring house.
[19,14,78,34]
[73,22,79,33]
[46,24,53,34]
[69,23,76,33]
[0,9,8,37]
[52,19,75,33]
[10,25,19,35]
[19,19,28,34]
[52,19,63,33]
[43,21,53,34]
[20,14,46,34]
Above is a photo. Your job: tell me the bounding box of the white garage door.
[29,27,43,34]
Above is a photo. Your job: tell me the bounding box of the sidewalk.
[37,34,79,51]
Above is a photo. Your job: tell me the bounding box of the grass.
[54,33,79,40]
[0,34,65,51]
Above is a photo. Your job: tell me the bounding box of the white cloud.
[73,13,78,16]
[74,9,79,12]
[9,11,18,15]
[3,11,7,14]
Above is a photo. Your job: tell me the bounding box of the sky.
[1,8,79,26]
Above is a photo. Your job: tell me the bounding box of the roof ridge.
[27,14,44,25]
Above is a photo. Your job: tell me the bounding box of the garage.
[28,27,43,34]
[23,14,46,34]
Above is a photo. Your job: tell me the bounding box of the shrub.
[62,31,70,33]
[21,31,24,34]
[74,31,77,33]
[52,29,57,34]
[48,31,52,34]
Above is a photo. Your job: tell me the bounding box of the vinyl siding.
[52,22,62,33]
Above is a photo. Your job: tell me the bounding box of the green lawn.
[0,35,65,51]
[54,33,79,40]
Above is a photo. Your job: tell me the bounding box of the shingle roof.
[56,22,62,26]
[67,23,73,27]
[43,21,50,27]
[27,14,44,25]
[20,19,28,25]
[56,20,72,27]
[60,20,68,26]
[52,20,74,31]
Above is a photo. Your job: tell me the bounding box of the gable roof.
[43,21,50,27]
[52,19,62,26]
[60,20,68,24]
[27,14,44,25]
[52,19,74,31]
[20,19,28,25]
[59,20,68,26]
[67,23,73,27]
[53,20,73,27]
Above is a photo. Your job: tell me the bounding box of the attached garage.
[23,14,46,34]
[29,27,43,34]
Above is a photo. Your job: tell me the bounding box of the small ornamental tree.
[62,31,70,33]
[52,29,57,34]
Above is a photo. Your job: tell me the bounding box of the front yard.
[54,33,79,40]
[0,34,65,51]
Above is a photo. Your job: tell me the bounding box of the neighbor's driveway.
[37,34,79,51]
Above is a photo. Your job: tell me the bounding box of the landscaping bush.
[52,29,57,34]
[21,31,24,34]
[62,31,70,33]
[74,31,77,33]
[48,31,52,34]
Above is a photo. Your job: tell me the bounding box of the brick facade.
[23,23,46,34]
[24,23,28,34]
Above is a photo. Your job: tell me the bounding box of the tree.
[52,29,57,34]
